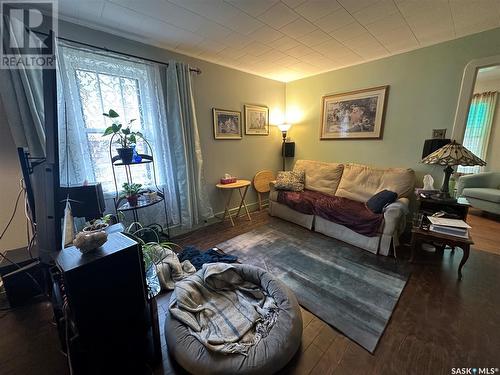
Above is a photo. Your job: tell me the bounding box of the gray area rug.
[216,218,410,353]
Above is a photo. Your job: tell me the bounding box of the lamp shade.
[277,123,292,132]
[421,140,486,167]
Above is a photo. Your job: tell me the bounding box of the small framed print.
[320,85,389,140]
[432,129,447,139]
[244,104,269,135]
[213,108,242,140]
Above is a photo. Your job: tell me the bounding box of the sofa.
[457,172,500,215]
[269,160,415,256]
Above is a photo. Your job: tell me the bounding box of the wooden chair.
[253,170,275,211]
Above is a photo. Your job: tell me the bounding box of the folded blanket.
[178,246,238,270]
[169,263,278,355]
[154,245,196,290]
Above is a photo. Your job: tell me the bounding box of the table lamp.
[421,140,486,200]
[277,123,292,171]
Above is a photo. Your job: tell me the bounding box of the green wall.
[285,27,500,185]
[58,21,285,222]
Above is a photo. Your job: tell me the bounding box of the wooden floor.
[1,209,500,375]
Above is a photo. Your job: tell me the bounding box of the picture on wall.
[244,105,269,135]
[320,85,389,140]
[213,108,242,140]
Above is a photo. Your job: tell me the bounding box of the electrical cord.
[0,185,23,241]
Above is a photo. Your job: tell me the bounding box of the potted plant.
[122,182,142,207]
[82,213,113,233]
[102,109,144,164]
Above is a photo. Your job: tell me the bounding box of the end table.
[216,179,252,226]
[410,227,473,280]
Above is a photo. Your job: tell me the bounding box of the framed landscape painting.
[244,105,269,135]
[320,85,389,140]
[213,108,242,140]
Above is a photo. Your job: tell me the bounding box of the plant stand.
[109,135,170,238]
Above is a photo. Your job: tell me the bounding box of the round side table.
[216,179,252,226]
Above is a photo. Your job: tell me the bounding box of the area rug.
[216,218,410,353]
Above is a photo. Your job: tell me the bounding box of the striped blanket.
[169,263,278,355]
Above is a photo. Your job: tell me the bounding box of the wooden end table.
[410,227,473,280]
[216,179,252,226]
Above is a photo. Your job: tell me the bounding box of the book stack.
[427,217,471,239]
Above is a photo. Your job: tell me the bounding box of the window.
[58,44,160,193]
[458,92,497,174]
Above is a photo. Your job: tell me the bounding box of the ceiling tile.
[244,41,273,56]
[110,0,203,33]
[286,44,316,58]
[266,35,302,52]
[315,7,356,33]
[195,20,233,40]
[169,0,240,24]
[221,32,252,48]
[279,17,317,39]
[248,25,284,43]
[330,22,368,43]
[258,2,299,29]
[223,10,265,35]
[226,0,279,17]
[294,0,342,22]
[281,0,308,8]
[337,0,379,14]
[353,0,399,25]
[297,28,332,46]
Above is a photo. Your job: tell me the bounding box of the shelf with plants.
[102,109,170,238]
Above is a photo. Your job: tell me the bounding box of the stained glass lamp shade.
[421,140,486,198]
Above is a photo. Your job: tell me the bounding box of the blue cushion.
[366,190,398,214]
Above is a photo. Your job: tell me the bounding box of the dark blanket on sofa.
[277,189,324,215]
[278,190,383,237]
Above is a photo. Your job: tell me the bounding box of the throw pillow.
[274,170,305,192]
[366,189,398,214]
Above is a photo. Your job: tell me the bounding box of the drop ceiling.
[58,0,500,82]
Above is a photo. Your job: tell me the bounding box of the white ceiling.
[58,0,500,82]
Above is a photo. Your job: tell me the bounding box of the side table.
[410,227,473,280]
[216,179,252,226]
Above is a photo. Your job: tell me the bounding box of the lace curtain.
[57,42,180,225]
[458,91,498,174]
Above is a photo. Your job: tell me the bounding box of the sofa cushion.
[293,160,344,196]
[462,188,500,203]
[336,163,415,202]
[366,190,398,214]
[274,170,305,192]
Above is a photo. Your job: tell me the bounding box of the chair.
[253,170,275,211]
[457,172,500,215]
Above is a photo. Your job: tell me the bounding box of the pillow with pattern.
[274,170,305,192]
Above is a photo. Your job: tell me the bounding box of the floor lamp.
[277,124,292,171]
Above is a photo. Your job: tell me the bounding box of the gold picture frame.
[320,85,389,140]
[244,104,269,135]
[213,108,242,140]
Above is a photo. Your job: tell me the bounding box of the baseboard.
[168,199,269,239]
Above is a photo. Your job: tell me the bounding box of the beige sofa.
[269,160,415,256]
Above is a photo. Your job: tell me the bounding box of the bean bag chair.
[164,264,302,374]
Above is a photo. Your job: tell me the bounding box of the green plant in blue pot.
[102,109,144,164]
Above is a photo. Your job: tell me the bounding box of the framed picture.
[320,85,389,140]
[244,105,269,135]
[432,128,447,139]
[213,108,242,140]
